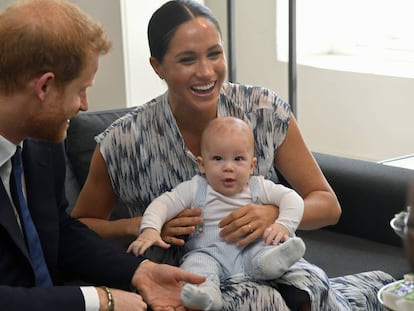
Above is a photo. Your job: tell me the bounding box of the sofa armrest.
[313,152,414,247]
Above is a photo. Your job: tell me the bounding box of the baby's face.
[198,130,256,196]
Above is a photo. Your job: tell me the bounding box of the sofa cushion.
[65,107,135,229]
[66,107,134,188]
[299,228,409,279]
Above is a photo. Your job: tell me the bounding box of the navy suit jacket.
[0,139,143,310]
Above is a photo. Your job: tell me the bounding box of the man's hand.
[161,208,203,246]
[219,204,279,247]
[132,260,205,311]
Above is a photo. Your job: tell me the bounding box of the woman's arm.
[274,114,341,230]
[71,146,142,239]
[71,145,203,243]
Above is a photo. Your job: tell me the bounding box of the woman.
[72,1,392,310]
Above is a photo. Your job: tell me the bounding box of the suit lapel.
[22,140,60,263]
[0,181,30,259]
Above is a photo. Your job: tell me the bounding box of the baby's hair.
[200,117,254,153]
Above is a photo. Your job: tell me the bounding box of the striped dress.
[97,82,393,310]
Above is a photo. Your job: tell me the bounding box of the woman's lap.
[330,270,395,311]
[220,260,395,311]
[149,248,395,310]
[221,276,289,310]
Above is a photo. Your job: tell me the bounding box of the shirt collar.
[0,135,21,168]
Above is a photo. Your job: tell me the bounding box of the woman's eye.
[208,51,222,59]
[179,57,195,64]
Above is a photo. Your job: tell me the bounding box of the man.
[0,1,204,310]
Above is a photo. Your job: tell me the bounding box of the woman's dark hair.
[148,0,221,63]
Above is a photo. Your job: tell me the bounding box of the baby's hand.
[263,223,290,245]
[127,228,170,256]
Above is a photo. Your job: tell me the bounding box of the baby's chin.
[216,186,244,197]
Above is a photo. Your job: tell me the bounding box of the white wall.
[69,0,126,111]
[120,0,167,107]
[206,0,414,161]
[0,0,127,111]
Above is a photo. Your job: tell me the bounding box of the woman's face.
[151,16,227,113]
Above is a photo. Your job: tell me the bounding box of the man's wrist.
[98,286,114,311]
[131,259,151,293]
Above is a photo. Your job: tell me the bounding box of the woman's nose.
[196,58,213,78]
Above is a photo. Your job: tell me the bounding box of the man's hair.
[0,0,112,95]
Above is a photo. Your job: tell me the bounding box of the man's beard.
[30,116,68,143]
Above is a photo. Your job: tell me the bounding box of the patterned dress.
[97,82,393,310]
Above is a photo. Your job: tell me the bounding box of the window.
[277,0,414,78]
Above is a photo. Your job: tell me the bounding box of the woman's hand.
[160,208,203,246]
[218,204,279,247]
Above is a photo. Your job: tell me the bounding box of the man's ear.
[197,156,206,174]
[34,72,55,101]
[149,56,164,80]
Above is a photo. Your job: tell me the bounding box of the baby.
[128,116,306,310]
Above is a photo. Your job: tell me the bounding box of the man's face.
[31,53,98,142]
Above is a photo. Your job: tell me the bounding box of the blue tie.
[10,146,53,287]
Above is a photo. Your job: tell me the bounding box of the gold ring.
[248,224,253,233]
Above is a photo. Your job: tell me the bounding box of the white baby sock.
[257,236,306,279]
[181,280,223,311]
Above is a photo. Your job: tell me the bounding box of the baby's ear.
[250,157,257,173]
[197,156,206,173]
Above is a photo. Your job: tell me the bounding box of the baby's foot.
[260,237,306,279]
[181,283,222,311]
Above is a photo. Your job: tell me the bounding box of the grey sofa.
[65,107,414,280]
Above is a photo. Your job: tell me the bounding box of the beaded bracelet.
[100,286,114,311]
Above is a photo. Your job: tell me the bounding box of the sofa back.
[65,107,134,215]
[65,107,414,247]
[313,152,414,247]
[66,107,134,188]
